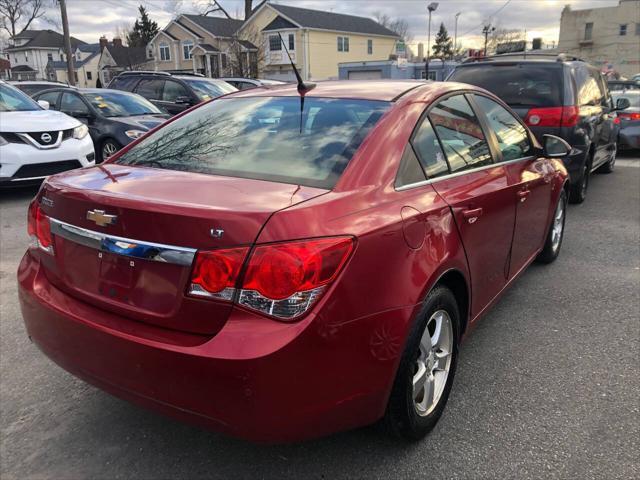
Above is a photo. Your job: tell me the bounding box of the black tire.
[385,286,460,441]
[98,138,120,163]
[536,189,567,264]
[569,163,589,204]
[597,145,616,174]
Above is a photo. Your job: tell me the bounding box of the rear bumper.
[618,125,640,150]
[18,251,411,442]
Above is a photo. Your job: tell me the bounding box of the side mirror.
[37,100,50,110]
[542,134,571,158]
[175,95,193,105]
[615,97,630,111]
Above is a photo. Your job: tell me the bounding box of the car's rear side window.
[428,95,493,173]
[449,64,563,107]
[411,116,449,179]
[136,79,164,100]
[110,76,139,91]
[115,96,390,189]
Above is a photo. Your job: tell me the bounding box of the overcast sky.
[23,0,620,50]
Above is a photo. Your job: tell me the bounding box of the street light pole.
[425,2,438,80]
[454,12,461,52]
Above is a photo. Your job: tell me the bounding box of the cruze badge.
[87,209,117,227]
[40,133,52,143]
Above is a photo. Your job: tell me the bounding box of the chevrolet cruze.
[18,80,570,442]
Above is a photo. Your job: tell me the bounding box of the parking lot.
[1,154,638,480]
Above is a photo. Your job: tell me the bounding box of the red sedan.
[18,80,570,442]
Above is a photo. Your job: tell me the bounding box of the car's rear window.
[449,64,563,107]
[115,96,390,189]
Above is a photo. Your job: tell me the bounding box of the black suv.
[448,54,629,203]
[107,72,236,116]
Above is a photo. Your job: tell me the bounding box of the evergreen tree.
[126,5,159,48]
[432,23,453,60]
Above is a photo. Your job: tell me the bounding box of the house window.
[60,54,64,61]
[337,36,349,52]
[620,24,627,36]
[636,23,640,35]
[367,39,373,55]
[183,40,193,60]
[159,43,171,61]
[74,72,78,82]
[584,22,593,40]
[421,70,437,80]
[269,35,281,51]
[221,53,227,69]
[288,33,295,50]
[47,53,53,61]
[24,53,28,62]
[86,71,92,80]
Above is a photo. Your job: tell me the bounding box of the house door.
[210,55,219,78]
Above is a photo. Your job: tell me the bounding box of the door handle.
[516,190,530,202]
[462,207,483,224]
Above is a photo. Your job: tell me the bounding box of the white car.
[0,81,94,186]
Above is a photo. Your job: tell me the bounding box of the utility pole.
[482,24,495,56]
[59,0,75,86]
[454,12,461,52]
[425,2,438,80]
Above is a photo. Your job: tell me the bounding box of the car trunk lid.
[38,164,327,335]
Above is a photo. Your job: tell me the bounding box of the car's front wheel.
[385,286,460,440]
[99,139,120,163]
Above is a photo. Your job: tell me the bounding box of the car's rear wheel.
[597,144,616,174]
[385,286,460,440]
[99,139,120,163]
[569,163,589,204]
[536,189,567,264]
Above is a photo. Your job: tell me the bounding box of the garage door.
[348,70,383,80]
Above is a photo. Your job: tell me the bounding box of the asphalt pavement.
[1,154,639,480]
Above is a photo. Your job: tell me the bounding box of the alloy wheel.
[102,142,118,160]
[551,196,565,252]
[413,310,454,416]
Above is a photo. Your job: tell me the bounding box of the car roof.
[9,80,66,85]
[228,80,427,102]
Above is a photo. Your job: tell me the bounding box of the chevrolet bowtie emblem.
[86,209,117,227]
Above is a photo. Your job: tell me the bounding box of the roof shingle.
[182,15,244,38]
[268,4,400,37]
[8,29,85,50]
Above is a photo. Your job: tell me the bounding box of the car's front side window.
[428,95,493,173]
[0,85,41,112]
[37,91,61,109]
[473,95,533,162]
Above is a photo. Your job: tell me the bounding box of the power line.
[458,0,513,38]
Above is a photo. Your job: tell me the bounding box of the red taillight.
[524,106,579,128]
[187,237,354,320]
[239,237,354,319]
[27,201,53,254]
[619,112,640,121]
[188,247,249,300]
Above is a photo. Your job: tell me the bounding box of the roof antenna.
[278,32,315,95]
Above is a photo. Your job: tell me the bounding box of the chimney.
[99,36,108,51]
[417,43,424,61]
[113,37,123,48]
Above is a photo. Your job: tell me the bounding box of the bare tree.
[244,0,253,20]
[196,0,231,18]
[373,11,414,43]
[226,26,265,78]
[0,0,46,38]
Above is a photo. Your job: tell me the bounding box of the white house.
[6,29,85,80]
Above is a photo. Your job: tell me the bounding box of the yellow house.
[238,2,401,81]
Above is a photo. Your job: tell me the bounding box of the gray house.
[339,59,457,81]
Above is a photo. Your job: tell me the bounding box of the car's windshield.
[83,91,162,117]
[0,84,41,112]
[449,65,563,107]
[116,96,390,189]
[183,79,237,101]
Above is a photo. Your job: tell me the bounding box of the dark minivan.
[448,54,628,203]
[108,71,237,116]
